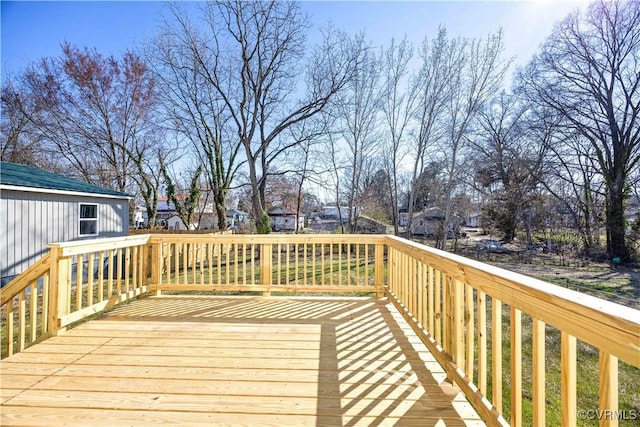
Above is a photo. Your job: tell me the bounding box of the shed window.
[79,204,98,236]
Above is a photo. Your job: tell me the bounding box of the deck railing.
[147,234,386,295]
[1,233,638,427]
[385,236,639,427]
[1,234,150,356]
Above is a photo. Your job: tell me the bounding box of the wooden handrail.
[385,235,640,367]
[0,253,51,306]
[50,234,151,257]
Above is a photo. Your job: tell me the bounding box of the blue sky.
[2,1,588,80]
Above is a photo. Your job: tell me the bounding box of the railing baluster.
[233,243,238,285]
[442,275,449,353]
[312,243,317,286]
[18,290,26,352]
[29,281,37,342]
[200,243,205,286]
[434,269,441,344]
[217,243,222,286]
[321,243,325,286]
[346,242,351,286]
[116,248,123,295]
[242,243,247,286]
[130,247,137,291]
[224,243,232,286]
[511,307,522,426]
[492,298,503,414]
[65,257,72,314]
[183,243,189,286]
[416,261,423,326]
[207,242,213,285]
[6,296,14,356]
[599,351,619,427]
[427,265,434,335]
[76,254,84,311]
[329,243,334,287]
[532,317,546,427]
[477,290,487,396]
[87,253,94,306]
[98,250,105,301]
[42,273,49,333]
[338,243,343,286]
[355,243,360,287]
[124,247,131,293]
[465,284,474,376]
[172,243,178,286]
[107,249,114,296]
[286,243,291,285]
[453,280,464,369]
[561,332,577,426]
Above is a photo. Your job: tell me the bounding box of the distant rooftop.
[0,161,131,199]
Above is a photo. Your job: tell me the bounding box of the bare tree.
[149,13,244,231]
[336,32,383,232]
[161,160,203,230]
[128,133,179,229]
[20,44,156,193]
[537,123,607,253]
[163,1,357,233]
[281,118,328,232]
[406,28,450,234]
[437,30,509,249]
[0,79,46,166]
[381,37,418,235]
[472,91,546,242]
[519,0,640,261]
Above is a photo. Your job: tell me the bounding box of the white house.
[268,208,304,232]
[410,207,460,237]
[0,162,131,284]
[321,206,351,221]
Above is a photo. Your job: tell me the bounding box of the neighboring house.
[166,214,190,231]
[321,206,351,221]
[268,208,304,232]
[398,209,409,228]
[0,162,132,284]
[134,206,148,228]
[466,212,483,229]
[226,209,248,229]
[410,207,460,237]
[155,197,177,225]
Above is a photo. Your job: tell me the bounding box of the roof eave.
[0,184,133,200]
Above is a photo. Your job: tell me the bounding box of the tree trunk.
[606,176,629,261]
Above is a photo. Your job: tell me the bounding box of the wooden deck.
[1,296,484,426]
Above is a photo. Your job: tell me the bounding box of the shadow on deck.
[1,296,484,426]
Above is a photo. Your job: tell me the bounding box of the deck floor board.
[1,296,484,426]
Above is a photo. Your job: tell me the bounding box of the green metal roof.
[0,162,131,199]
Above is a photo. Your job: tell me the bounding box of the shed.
[0,162,132,283]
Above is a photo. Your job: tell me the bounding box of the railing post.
[261,243,272,296]
[374,243,385,298]
[47,246,69,336]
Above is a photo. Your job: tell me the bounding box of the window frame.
[79,203,99,237]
